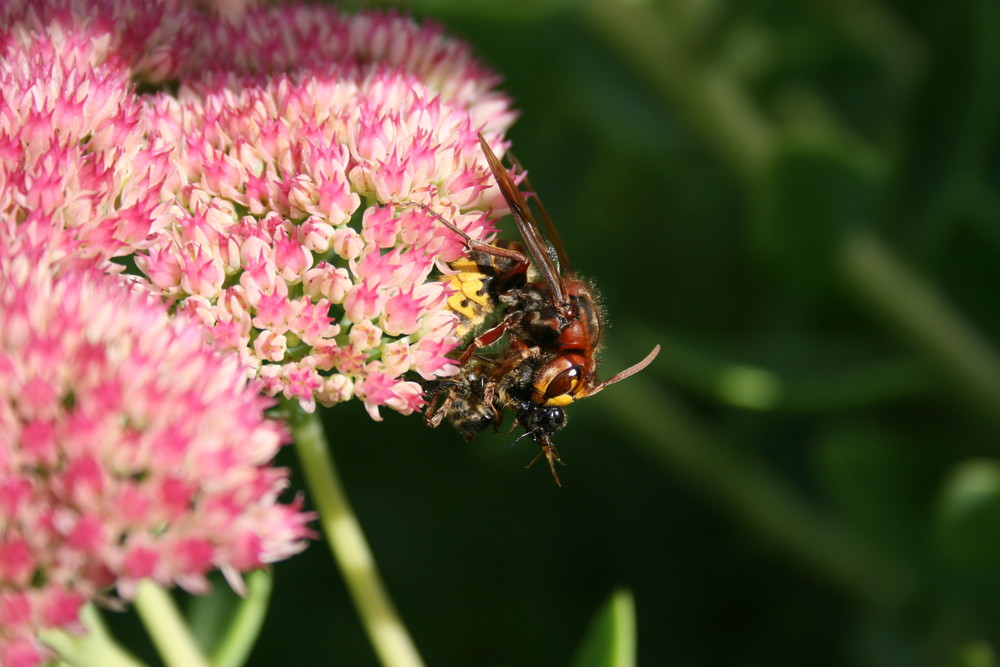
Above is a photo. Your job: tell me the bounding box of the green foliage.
[751,131,880,287]
[937,461,1000,573]
[571,589,636,667]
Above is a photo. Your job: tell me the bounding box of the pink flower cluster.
[0,0,178,275]
[0,251,312,666]
[1,0,518,661]
[134,7,517,418]
[0,2,318,656]
[0,0,519,662]
[2,0,520,421]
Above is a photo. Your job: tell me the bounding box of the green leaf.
[182,570,274,667]
[951,639,999,667]
[571,589,636,667]
[935,459,1000,574]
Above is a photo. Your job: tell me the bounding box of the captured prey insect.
[419,134,660,485]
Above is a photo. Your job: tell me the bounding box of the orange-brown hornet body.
[421,134,660,484]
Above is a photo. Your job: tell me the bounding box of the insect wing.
[478,133,566,305]
[504,151,574,275]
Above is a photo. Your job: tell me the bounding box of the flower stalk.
[292,413,425,667]
[210,570,274,667]
[134,582,211,667]
[41,605,146,667]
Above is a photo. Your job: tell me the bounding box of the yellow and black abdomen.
[446,257,497,338]
[444,239,528,339]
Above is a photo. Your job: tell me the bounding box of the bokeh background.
[126,1,1000,665]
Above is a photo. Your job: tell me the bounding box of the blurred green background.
[181,0,1000,665]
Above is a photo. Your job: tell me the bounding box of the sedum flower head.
[0,251,311,666]
[0,0,179,274]
[1,0,520,423]
[136,7,518,419]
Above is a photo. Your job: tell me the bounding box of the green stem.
[210,570,273,667]
[840,228,1000,425]
[134,581,210,667]
[292,413,425,667]
[41,604,147,667]
[595,360,915,611]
